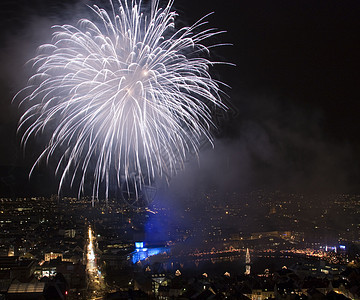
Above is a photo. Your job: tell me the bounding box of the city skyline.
[0,190,359,298]
[0,2,359,298]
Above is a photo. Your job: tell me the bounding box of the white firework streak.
[15,0,229,202]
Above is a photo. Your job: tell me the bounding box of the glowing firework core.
[16,0,228,202]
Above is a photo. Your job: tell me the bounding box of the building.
[130,242,170,264]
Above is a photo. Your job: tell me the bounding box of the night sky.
[0,0,359,197]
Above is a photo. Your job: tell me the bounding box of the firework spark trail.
[15,0,230,203]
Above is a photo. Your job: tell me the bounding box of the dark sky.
[0,0,359,197]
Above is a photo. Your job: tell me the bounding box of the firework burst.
[15,0,229,203]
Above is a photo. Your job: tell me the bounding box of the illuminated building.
[152,273,166,297]
[131,242,169,264]
[245,248,251,275]
[44,252,63,262]
[7,246,14,257]
[7,282,45,298]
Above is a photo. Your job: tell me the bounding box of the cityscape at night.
[0,0,360,299]
[0,191,360,298]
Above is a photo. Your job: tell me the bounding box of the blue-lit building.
[131,242,170,264]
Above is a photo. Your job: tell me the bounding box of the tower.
[8,245,14,256]
[245,248,251,275]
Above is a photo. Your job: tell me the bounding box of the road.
[86,225,106,299]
